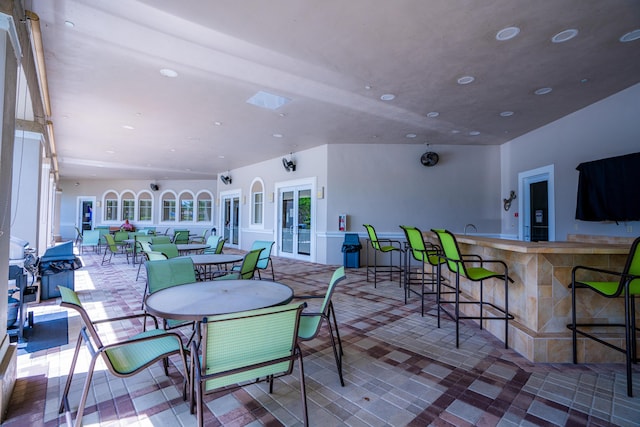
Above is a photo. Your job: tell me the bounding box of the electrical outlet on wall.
[627,225,633,233]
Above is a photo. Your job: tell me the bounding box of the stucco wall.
[500,82,640,239]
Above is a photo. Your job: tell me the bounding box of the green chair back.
[214,237,225,254]
[203,235,221,254]
[363,224,381,251]
[114,230,129,243]
[431,229,466,276]
[103,233,119,253]
[81,230,100,252]
[215,248,263,280]
[298,266,346,340]
[151,235,172,244]
[173,230,190,244]
[150,243,179,259]
[252,240,275,270]
[198,302,305,390]
[145,257,196,294]
[400,225,442,266]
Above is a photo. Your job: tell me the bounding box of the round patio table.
[176,243,209,254]
[176,253,244,280]
[144,280,294,321]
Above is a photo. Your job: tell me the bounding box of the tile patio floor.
[3,246,640,426]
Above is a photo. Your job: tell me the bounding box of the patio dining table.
[176,243,209,255]
[176,253,243,280]
[144,279,294,322]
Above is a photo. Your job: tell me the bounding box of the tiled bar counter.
[425,233,634,363]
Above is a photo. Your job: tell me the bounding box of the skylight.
[246,91,291,110]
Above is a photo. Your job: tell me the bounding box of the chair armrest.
[292,295,323,300]
[100,330,183,352]
[92,312,160,329]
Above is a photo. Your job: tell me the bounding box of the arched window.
[179,192,194,222]
[138,191,153,222]
[161,192,177,222]
[104,191,118,221]
[121,191,136,221]
[250,178,264,226]
[196,192,213,222]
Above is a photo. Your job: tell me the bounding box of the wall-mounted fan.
[282,157,296,172]
[220,175,232,185]
[150,183,160,191]
[420,151,439,167]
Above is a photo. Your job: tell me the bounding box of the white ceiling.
[26,0,640,181]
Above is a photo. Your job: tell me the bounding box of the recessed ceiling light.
[160,68,178,78]
[365,85,372,90]
[620,29,640,42]
[170,148,176,152]
[64,21,75,28]
[214,121,222,126]
[496,26,520,41]
[451,130,460,134]
[580,78,589,83]
[534,87,553,95]
[552,29,578,43]
[457,76,475,85]
[469,131,481,136]
[105,150,115,154]
[122,125,134,130]
[218,155,225,159]
[500,111,514,117]
[427,112,440,118]
[185,168,192,172]
[405,133,417,138]
[380,94,396,101]
[272,133,283,138]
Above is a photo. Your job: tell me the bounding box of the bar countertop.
[451,234,631,254]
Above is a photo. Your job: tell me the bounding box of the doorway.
[518,165,555,241]
[220,192,240,247]
[276,180,314,262]
[77,197,95,231]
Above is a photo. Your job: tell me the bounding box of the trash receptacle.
[341,233,362,268]
[39,241,82,300]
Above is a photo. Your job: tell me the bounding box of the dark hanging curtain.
[575,151,640,222]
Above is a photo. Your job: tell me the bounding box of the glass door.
[221,193,240,247]
[279,186,312,261]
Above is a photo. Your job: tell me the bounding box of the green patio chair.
[150,243,179,259]
[363,224,403,287]
[295,266,347,386]
[232,241,275,280]
[80,230,100,253]
[190,303,308,427]
[214,248,263,280]
[136,246,164,282]
[58,286,187,427]
[102,233,128,264]
[400,225,450,316]
[431,228,514,349]
[145,257,197,336]
[74,226,83,247]
[190,229,208,243]
[173,229,190,244]
[95,227,110,252]
[568,236,640,397]
[203,235,222,254]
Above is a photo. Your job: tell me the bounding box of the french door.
[220,192,240,247]
[277,182,314,261]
